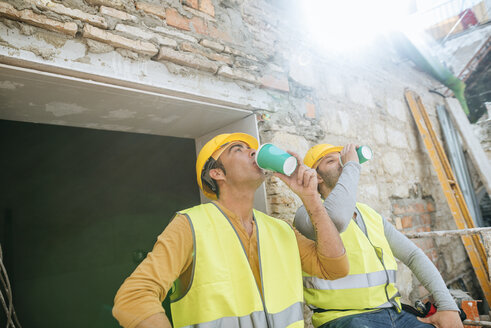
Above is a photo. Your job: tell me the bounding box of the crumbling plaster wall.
[0,0,480,317]
[472,104,491,162]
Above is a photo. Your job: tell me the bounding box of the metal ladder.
[404,90,491,305]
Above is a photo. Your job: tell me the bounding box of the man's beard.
[319,166,342,190]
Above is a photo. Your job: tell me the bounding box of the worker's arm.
[135,313,171,328]
[384,219,459,311]
[276,152,348,280]
[294,161,361,237]
[113,214,193,328]
[384,219,463,328]
[294,143,360,237]
[291,224,349,280]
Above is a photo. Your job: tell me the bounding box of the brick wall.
[0,0,291,92]
[392,197,438,265]
[391,194,440,302]
[390,188,481,304]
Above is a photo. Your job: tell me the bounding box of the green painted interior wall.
[0,119,200,327]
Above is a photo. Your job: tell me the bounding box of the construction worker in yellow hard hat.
[294,143,463,328]
[195,132,259,200]
[113,133,349,328]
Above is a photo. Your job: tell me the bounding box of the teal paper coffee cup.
[256,143,297,176]
[357,145,373,164]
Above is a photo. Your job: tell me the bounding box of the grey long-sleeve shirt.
[294,161,459,311]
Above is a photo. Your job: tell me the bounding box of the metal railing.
[409,0,491,41]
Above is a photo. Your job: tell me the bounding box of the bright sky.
[299,0,485,51]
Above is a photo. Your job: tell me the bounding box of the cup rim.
[282,156,297,176]
[360,145,373,159]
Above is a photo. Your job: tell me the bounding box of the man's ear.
[316,172,324,185]
[209,168,225,182]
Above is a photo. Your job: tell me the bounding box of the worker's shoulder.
[154,212,193,245]
[167,212,192,229]
[176,203,211,214]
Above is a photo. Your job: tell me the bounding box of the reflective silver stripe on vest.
[267,301,303,327]
[304,270,396,290]
[308,291,401,312]
[180,301,303,328]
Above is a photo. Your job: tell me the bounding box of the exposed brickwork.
[421,213,431,225]
[223,45,246,57]
[135,2,166,19]
[395,217,403,230]
[182,4,217,21]
[401,216,413,228]
[182,0,199,10]
[391,197,439,267]
[180,41,232,64]
[0,2,78,36]
[392,204,406,215]
[199,0,215,17]
[412,203,426,213]
[199,39,224,52]
[181,0,215,17]
[269,194,296,206]
[208,24,232,42]
[83,24,158,56]
[151,25,197,43]
[218,65,258,84]
[165,8,190,31]
[266,177,301,222]
[100,6,137,22]
[190,16,207,35]
[85,0,125,10]
[235,57,260,71]
[260,74,290,92]
[305,102,316,118]
[156,46,219,73]
[115,24,177,48]
[30,0,107,29]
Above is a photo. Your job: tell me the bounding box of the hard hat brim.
[304,144,344,169]
[313,146,344,169]
[211,133,259,161]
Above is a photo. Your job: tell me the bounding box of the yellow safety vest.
[170,203,304,328]
[303,203,401,327]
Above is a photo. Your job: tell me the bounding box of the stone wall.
[472,104,491,162]
[0,0,482,319]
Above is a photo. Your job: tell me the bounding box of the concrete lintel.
[0,21,276,113]
[0,63,253,139]
[0,54,255,112]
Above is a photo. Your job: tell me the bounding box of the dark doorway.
[0,119,199,327]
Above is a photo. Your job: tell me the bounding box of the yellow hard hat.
[303,144,344,169]
[196,133,259,200]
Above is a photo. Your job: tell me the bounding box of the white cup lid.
[283,156,297,176]
[361,146,373,159]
